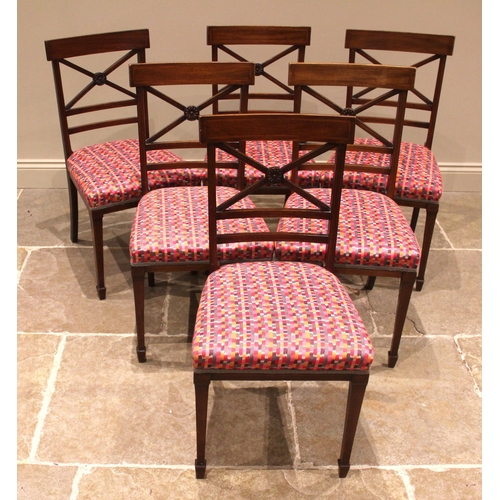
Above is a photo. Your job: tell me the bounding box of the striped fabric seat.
[298,139,442,202]
[130,186,274,265]
[276,189,421,269]
[68,139,206,209]
[192,261,374,371]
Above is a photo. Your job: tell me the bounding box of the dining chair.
[194,112,373,479]
[341,29,455,291]
[45,29,190,300]
[283,62,421,367]
[206,25,311,190]
[128,61,275,363]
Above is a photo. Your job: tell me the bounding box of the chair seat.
[298,139,442,202]
[68,139,206,209]
[192,261,374,371]
[213,140,292,186]
[276,189,421,268]
[130,186,274,265]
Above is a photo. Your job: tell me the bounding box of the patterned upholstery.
[130,186,274,265]
[192,261,374,371]
[68,139,206,209]
[213,140,293,187]
[298,139,442,202]
[276,189,421,269]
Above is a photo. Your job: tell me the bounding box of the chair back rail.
[45,29,151,159]
[344,29,455,149]
[207,26,311,112]
[129,62,255,194]
[289,62,416,198]
[200,113,355,273]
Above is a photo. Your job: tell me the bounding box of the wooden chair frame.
[195,113,369,479]
[45,29,151,300]
[344,29,455,291]
[45,29,150,299]
[290,62,415,199]
[207,26,311,113]
[288,62,419,367]
[128,62,255,363]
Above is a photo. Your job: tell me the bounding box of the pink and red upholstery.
[276,188,421,269]
[308,139,442,202]
[130,186,273,265]
[296,139,442,204]
[276,186,420,369]
[193,260,374,371]
[68,139,205,209]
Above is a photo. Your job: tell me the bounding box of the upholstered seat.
[130,186,273,265]
[193,260,374,372]
[276,189,421,269]
[298,139,441,203]
[67,139,202,209]
[275,186,420,367]
[317,139,442,202]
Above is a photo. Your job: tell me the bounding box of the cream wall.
[17,0,481,190]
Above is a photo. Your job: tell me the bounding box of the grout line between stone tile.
[436,219,455,250]
[70,465,93,500]
[17,248,34,282]
[396,468,416,500]
[285,381,301,468]
[454,334,482,397]
[17,331,136,337]
[16,459,483,471]
[433,247,482,252]
[28,335,66,461]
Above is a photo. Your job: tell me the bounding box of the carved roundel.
[266,167,284,186]
[255,63,264,76]
[93,72,107,86]
[184,105,200,121]
[341,107,356,116]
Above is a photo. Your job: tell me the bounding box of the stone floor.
[17,189,482,499]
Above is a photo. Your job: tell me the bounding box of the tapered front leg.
[132,267,147,362]
[409,206,420,232]
[415,203,439,292]
[67,173,79,243]
[90,211,106,300]
[194,373,211,479]
[388,272,416,368]
[364,275,377,291]
[338,373,369,478]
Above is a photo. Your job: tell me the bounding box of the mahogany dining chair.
[128,61,275,363]
[339,29,455,291]
[279,62,421,368]
[193,112,372,479]
[45,30,195,299]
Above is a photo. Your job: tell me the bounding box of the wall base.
[17,161,482,192]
